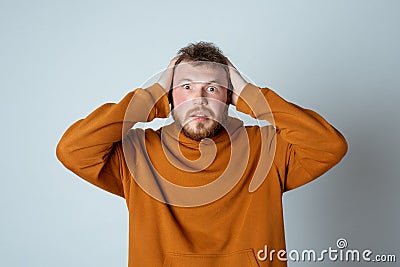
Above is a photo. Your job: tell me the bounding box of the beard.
[172,106,228,141]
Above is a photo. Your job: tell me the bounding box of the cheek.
[208,99,228,116]
[212,89,228,104]
[172,91,192,118]
[219,94,228,105]
[210,93,228,109]
[172,90,187,107]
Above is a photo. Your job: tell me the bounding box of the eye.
[207,86,216,92]
[183,84,191,90]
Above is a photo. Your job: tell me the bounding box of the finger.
[168,56,180,68]
[225,57,235,68]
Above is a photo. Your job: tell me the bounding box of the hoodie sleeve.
[56,83,170,197]
[236,84,348,192]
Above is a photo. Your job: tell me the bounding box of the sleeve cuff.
[235,83,272,120]
[146,83,171,119]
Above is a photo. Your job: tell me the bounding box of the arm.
[56,84,170,197]
[237,85,347,191]
[227,61,348,191]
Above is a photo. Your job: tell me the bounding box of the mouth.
[189,113,210,122]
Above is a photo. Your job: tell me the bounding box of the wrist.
[157,68,173,92]
[230,82,248,106]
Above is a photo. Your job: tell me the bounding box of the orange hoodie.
[56,83,347,266]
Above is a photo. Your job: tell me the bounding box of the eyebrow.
[176,78,223,85]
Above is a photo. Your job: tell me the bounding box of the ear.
[227,78,233,105]
[227,89,232,105]
[168,64,177,110]
[168,88,174,110]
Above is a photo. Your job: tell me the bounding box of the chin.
[182,120,222,141]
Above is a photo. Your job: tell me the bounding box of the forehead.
[173,61,228,86]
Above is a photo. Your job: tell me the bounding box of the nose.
[192,83,208,105]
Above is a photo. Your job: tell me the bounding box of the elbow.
[56,136,74,170]
[56,138,67,165]
[56,137,91,179]
[328,132,348,164]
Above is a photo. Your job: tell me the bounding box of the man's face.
[171,61,229,141]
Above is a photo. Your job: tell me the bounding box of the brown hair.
[175,41,228,66]
[169,41,233,108]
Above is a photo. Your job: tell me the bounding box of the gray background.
[1,0,399,266]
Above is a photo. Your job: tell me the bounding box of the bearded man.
[56,41,347,267]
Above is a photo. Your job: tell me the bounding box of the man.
[56,42,347,266]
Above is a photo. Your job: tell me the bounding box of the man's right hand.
[225,58,248,106]
[157,56,179,92]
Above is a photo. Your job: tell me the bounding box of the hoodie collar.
[160,116,244,149]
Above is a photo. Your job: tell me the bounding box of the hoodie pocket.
[163,249,260,267]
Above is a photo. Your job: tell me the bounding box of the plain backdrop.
[0,0,399,266]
